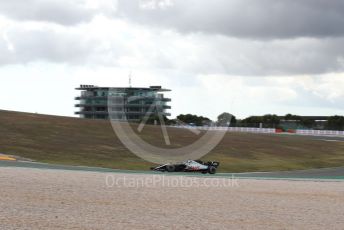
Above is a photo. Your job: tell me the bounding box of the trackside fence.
[296,129,344,136]
[171,126,275,134]
[171,126,344,137]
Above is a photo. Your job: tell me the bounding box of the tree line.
[173,113,344,131]
[142,113,344,130]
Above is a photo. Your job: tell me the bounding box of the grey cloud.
[164,36,344,76]
[1,6,344,76]
[284,87,344,111]
[0,23,136,66]
[117,0,344,39]
[2,25,344,76]
[1,29,95,65]
[0,0,115,25]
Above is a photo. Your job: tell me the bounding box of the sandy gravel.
[0,167,343,230]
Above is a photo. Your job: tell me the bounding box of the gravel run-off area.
[0,167,344,230]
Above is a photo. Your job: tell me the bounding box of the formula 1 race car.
[150,160,220,174]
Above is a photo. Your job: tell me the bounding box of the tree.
[242,116,263,127]
[177,114,211,126]
[242,114,280,128]
[326,116,344,130]
[300,118,315,128]
[262,114,280,127]
[217,112,236,126]
[284,114,301,121]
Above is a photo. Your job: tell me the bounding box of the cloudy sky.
[0,0,343,119]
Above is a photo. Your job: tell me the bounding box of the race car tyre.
[166,165,176,172]
[208,166,216,174]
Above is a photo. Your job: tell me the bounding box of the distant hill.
[1,110,344,172]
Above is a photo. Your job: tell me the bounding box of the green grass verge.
[1,110,344,172]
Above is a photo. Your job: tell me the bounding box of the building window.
[111,107,123,112]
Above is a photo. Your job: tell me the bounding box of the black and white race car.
[151,160,220,174]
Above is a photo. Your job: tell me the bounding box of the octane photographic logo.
[107,88,229,164]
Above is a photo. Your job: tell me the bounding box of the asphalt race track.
[227,167,344,180]
[0,160,343,180]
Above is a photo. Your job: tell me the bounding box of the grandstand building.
[75,85,171,121]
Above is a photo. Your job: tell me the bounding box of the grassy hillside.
[1,110,344,172]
